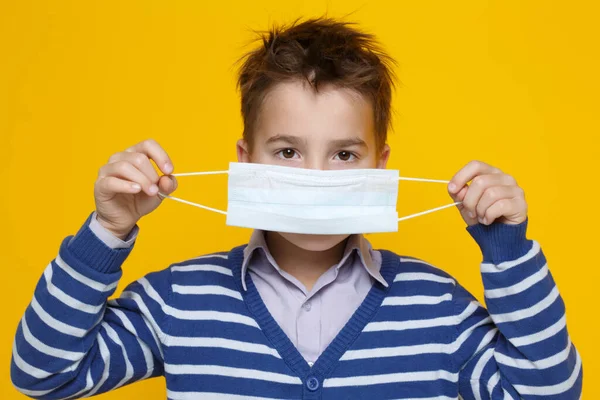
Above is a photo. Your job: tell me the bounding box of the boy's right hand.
[94,139,177,240]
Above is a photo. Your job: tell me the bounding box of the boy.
[11,18,582,399]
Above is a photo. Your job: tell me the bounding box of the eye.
[277,148,298,159]
[335,151,356,162]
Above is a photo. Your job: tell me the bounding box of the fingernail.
[482,217,488,225]
[149,184,159,194]
[164,162,173,174]
[468,212,475,218]
[448,183,456,192]
[131,183,141,191]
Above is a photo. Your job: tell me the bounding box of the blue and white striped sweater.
[11,217,583,399]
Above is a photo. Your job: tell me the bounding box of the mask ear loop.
[397,201,462,222]
[395,176,462,222]
[158,170,463,220]
[159,170,229,215]
[158,192,228,215]
[170,170,229,177]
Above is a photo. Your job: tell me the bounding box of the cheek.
[246,147,272,164]
[354,153,380,169]
[364,157,379,168]
[249,153,288,167]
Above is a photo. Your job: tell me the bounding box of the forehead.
[254,80,375,144]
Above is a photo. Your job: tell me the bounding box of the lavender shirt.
[88,212,388,365]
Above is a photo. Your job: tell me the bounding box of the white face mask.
[159,162,460,235]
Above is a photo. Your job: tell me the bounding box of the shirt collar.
[240,230,388,291]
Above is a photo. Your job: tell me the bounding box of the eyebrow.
[265,134,368,149]
[265,134,306,146]
[329,138,368,149]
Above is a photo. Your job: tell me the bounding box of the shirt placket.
[296,292,321,366]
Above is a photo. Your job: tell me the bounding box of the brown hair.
[237,17,397,152]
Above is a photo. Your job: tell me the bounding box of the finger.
[462,174,517,218]
[108,151,160,184]
[448,184,468,207]
[99,161,158,196]
[96,176,142,198]
[157,175,178,195]
[448,160,502,194]
[476,185,522,220]
[126,139,174,175]
[449,185,468,202]
[482,198,520,225]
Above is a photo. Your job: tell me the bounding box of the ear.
[377,144,391,169]
[236,139,251,163]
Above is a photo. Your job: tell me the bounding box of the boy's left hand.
[447,160,528,226]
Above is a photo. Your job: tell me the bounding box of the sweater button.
[306,376,320,391]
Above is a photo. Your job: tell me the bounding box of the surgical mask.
[159,162,461,235]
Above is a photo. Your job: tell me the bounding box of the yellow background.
[1,0,597,398]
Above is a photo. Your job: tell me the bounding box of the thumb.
[448,185,478,226]
[158,175,178,197]
[449,185,467,204]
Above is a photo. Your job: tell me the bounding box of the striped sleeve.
[453,219,583,399]
[10,214,170,399]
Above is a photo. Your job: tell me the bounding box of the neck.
[265,232,347,292]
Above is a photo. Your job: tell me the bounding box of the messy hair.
[237,17,397,151]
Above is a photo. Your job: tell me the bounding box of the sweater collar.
[229,244,399,381]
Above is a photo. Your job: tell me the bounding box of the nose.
[303,159,328,171]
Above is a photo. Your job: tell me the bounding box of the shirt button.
[302,302,312,311]
[306,376,320,391]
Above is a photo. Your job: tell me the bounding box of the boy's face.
[237,80,390,252]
